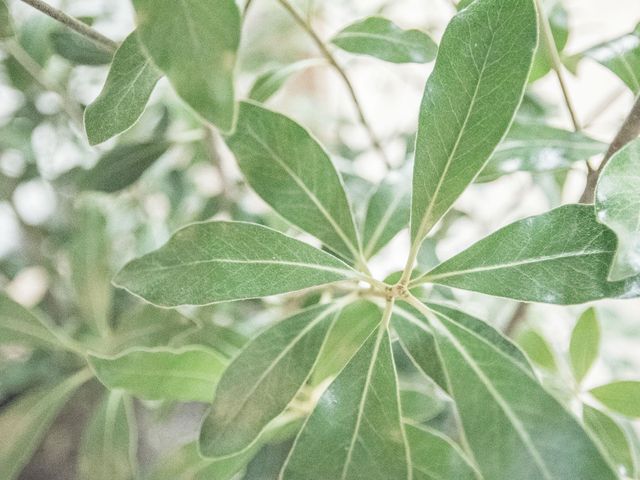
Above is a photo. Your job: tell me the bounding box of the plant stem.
[275,0,391,168]
[2,39,84,127]
[243,0,255,16]
[580,94,640,203]
[534,0,581,132]
[18,0,118,53]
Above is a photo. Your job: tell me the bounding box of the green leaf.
[569,308,600,383]
[331,16,437,64]
[400,390,445,423]
[77,391,137,480]
[150,414,300,480]
[49,29,113,65]
[583,24,640,92]
[132,0,240,131]
[89,346,226,402]
[0,0,14,39]
[410,0,537,246]
[0,294,63,349]
[70,200,112,336]
[226,102,361,262]
[111,304,193,352]
[421,204,640,304]
[248,59,323,103]
[199,303,340,458]
[311,301,381,385]
[590,381,640,418]
[517,329,557,372]
[77,141,170,193]
[394,302,532,391]
[479,122,606,181]
[114,221,355,307]
[595,138,640,280]
[420,304,618,479]
[362,176,410,258]
[0,369,91,480]
[281,327,410,480]
[84,32,162,145]
[529,0,568,82]
[405,424,478,480]
[583,405,637,477]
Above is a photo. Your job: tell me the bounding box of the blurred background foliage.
[0,0,639,479]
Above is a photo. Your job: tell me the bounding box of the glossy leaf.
[248,59,323,103]
[89,346,226,402]
[583,405,637,477]
[0,294,63,349]
[421,304,618,479]
[226,102,361,261]
[85,32,162,145]
[595,138,640,280]
[362,176,410,258]
[199,304,340,458]
[394,302,532,391]
[569,308,600,383]
[0,369,91,480]
[50,29,113,65]
[114,221,355,307]
[331,16,437,64]
[421,204,640,304]
[311,301,381,385]
[517,329,557,372]
[132,0,240,131]
[479,122,606,181]
[70,200,112,336]
[405,424,478,480]
[583,24,640,92]
[77,141,170,193]
[0,0,14,39]
[281,328,409,480]
[410,0,537,245]
[590,381,640,418]
[77,391,137,480]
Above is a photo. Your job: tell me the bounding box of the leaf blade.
[226,102,361,262]
[569,308,600,383]
[114,221,355,307]
[331,16,437,64]
[132,0,240,131]
[590,381,640,418]
[410,0,538,245]
[84,32,162,145]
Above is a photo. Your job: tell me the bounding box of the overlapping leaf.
[410,0,537,246]
[89,347,226,402]
[0,370,91,480]
[77,391,137,480]
[199,304,340,458]
[595,138,640,280]
[114,221,355,307]
[132,0,240,131]
[226,102,361,261]
[281,327,410,480]
[420,204,640,304]
[85,32,162,145]
[331,16,437,64]
[419,304,618,479]
[0,294,63,349]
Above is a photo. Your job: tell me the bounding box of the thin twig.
[276,0,391,168]
[534,0,580,131]
[580,94,640,203]
[243,0,255,16]
[2,39,84,127]
[19,0,118,53]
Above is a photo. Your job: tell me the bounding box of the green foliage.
[596,138,640,280]
[1,0,640,478]
[331,16,437,64]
